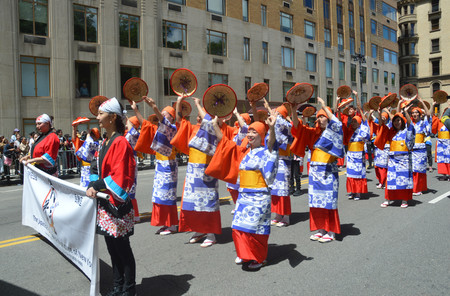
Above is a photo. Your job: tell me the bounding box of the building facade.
[397,0,450,113]
[1,0,399,136]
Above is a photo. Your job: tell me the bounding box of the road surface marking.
[0,235,41,249]
[429,191,450,204]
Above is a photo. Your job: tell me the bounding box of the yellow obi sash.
[279,144,291,157]
[390,140,409,152]
[415,134,425,144]
[239,170,267,188]
[348,141,364,152]
[156,150,176,161]
[438,131,450,139]
[188,147,212,164]
[81,160,90,167]
[311,148,337,163]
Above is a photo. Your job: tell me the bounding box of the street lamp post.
[352,52,366,103]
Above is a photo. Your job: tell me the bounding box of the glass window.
[280,12,293,33]
[382,2,397,21]
[349,11,354,28]
[245,77,251,97]
[431,18,439,31]
[323,0,330,19]
[243,37,250,61]
[207,30,227,56]
[324,29,331,48]
[384,71,388,85]
[362,66,367,83]
[337,5,343,25]
[306,52,316,72]
[370,0,376,11]
[391,73,395,86]
[350,37,355,55]
[207,0,225,15]
[411,63,416,76]
[359,0,364,8]
[431,0,439,12]
[305,20,315,40]
[338,33,344,51]
[371,44,377,58]
[360,16,364,33]
[404,43,409,56]
[361,41,365,56]
[310,85,318,104]
[163,21,187,50]
[410,42,415,55]
[242,0,248,22]
[383,48,397,64]
[383,25,396,42]
[208,73,228,86]
[339,61,345,80]
[326,88,334,106]
[20,56,50,97]
[431,39,439,52]
[119,14,139,48]
[19,0,48,36]
[410,5,414,14]
[351,64,357,82]
[304,0,314,9]
[73,4,98,42]
[75,61,98,98]
[404,64,410,77]
[262,41,268,64]
[120,66,140,99]
[167,0,185,4]
[371,20,377,35]
[431,60,440,76]
[325,58,333,78]
[372,68,379,83]
[411,23,415,36]
[261,5,267,26]
[282,47,294,68]
[164,68,176,96]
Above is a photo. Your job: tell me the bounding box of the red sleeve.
[134,120,157,154]
[290,123,318,157]
[374,125,394,150]
[45,133,60,163]
[170,118,194,155]
[432,116,441,134]
[73,136,83,151]
[205,136,248,184]
[221,124,237,140]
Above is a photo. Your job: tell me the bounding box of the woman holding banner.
[20,114,60,176]
[86,97,137,296]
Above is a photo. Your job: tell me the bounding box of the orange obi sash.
[279,144,291,157]
[438,131,450,139]
[188,147,212,164]
[348,141,364,152]
[311,148,337,163]
[415,134,425,144]
[390,140,409,152]
[156,150,176,161]
[81,160,90,166]
[239,170,267,188]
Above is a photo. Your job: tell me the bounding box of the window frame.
[73,4,98,43]
[208,72,229,87]
[19,0,48,36]
[304,20,316,40]
[207,29,227,56]
[282,46,295,68]
[207,0,225,15]
[280,12,293,34]
[243,37,250,61]
[75,61,99,98]
[119,13,140,48]
[20,56,50,97]
[162,20,187,50]
[305,52,317,72]
[262,41,269,64]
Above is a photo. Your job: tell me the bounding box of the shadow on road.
[337,223,361,241]
[289,212,310,226]
[362,192,380,199]
[0,280,40,296]
[267,243,313,268]
[137,274,194,296]
[216,227,234,245]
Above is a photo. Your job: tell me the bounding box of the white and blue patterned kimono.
[270,116,293,197]
[346,120,371,179]
[374,120,392,169]
[151,117,178,206]
[75,135,99,187]
[125,127,140,200]
[436,121,450,165]
[386,124,415,191]
[183,115,219,212]
[412,118,430,174]
[232,147,278,235]
[309,116,344,210]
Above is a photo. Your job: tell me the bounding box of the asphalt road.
[0,164,449,296]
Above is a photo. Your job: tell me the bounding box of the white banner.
[22,164,99,296]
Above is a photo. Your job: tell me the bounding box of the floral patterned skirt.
[97,198,134,238]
